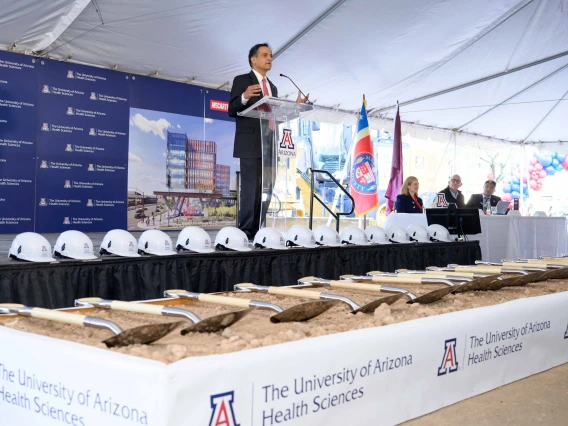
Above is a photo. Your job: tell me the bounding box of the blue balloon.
[539,155,553,167]
[533,152,539,158]
[511,191,521,199]
[555,164,564,172]
[503,184,512,193]
[557,154,566,163]
[552,158,560,167]
[512,176,520,185]
[512,183,521,192]
[545,165,556,175]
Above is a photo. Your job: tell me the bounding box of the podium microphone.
[280,74,312,105]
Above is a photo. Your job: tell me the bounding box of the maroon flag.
[385,106,403,214]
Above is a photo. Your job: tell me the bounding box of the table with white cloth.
[383,212,568,262]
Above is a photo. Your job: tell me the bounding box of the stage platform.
[0,241,481,309]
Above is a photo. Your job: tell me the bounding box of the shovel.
[390,269,505,293]
[232,283,361,311]
[475,261,547,272]
[290,277,408,314]
[447,264,530,275]
[75,297,251,334]
[335,275,455,304]
[341,273,458,287]
[393,269,473,282]
[0,303,178,348]
[164,289,335,323]
[505,259,568,269]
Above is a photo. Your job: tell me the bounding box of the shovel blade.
[270,300,337,323]
[537,268,568,281]
[409,286,455,304]
[487,271,548,290]
[103,321,180,348]
[181,308,253,335]
[452,274,500,293]
[352,294,404,314]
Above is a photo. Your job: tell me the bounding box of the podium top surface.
[238,97,314,121]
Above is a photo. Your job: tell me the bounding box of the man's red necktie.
[262,78,275,131]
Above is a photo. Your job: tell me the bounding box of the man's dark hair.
[485,180,496,186]
[248,43,270,68]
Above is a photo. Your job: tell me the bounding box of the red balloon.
[501,193,513,201]
[529,180,537,189]
[487,173,494,180]
[535,163,543,171]
[529,158,538,165]
[527,165,534,173]
[539,170,547,178]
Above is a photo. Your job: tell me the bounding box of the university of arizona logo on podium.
[438,338,458,376]
[209,391,239,426]
[278,129,296,158]
[436,193,449,208]
[351,153,377,194]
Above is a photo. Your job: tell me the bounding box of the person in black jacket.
[467,180,501,212]
[438,174,466,208]
[228,43,308,238]
[395,176,423,213]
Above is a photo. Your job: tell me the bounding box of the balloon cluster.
[501,152,567,201]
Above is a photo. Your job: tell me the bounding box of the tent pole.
[374,49,568,114]
[457,62,568,130]
[273,0,348,60]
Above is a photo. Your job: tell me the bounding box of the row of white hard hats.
[8,224,454,262]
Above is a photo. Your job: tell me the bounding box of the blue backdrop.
[0,51,234,233]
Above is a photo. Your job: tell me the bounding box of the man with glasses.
[438,175,466,207]
[467,180,501,212]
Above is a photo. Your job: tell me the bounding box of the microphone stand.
[280,74,313,105]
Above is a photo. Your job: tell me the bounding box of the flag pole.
[360,95,366,230]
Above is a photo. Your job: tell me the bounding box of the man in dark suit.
[438,174,466,208]
[467,180,501,212]
[228,43,308,238]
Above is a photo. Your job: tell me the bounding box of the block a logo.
[39,198,47,206]
[67,70,74,79]
[67,107,74,115]
[41,123,50,131]
[89,128,96,136]
[86,199,93,207]
[436,193,448,208]
[278,129,297,158]
[209,391,239,426]
[437,338,459,376]
[88,164,95,171]
[40,160,48,169]
[42,85,50,94]
[90,92,97,100]
[65,144,73,152]
[63,217,71,225]
[64,180,72,188]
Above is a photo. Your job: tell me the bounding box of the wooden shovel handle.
[267,287,322,299]
[0,303,25,308]
[455,266,503,274]
[424,270,476,278]
[109,300,164,315]
[329,281,383,292]
[371,275,423,284]
[397,272,449,279]
[30,308,87,326]
[197,293,251,308]
[502,261,548,268]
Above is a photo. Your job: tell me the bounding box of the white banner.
[2,292,568,426]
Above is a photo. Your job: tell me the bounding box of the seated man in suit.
[438,174,465,208]
[467,180,501,212]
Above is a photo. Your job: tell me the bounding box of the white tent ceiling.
[2,0,568,145]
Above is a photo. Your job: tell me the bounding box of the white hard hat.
[9,232,56,262]
[313,226,341,247]
[364,226,391,244]
[138,230,176,256]
[386,225,411,243]
[286,225,317,248]
[100,229,141,257]
[176,227,214,253]
[214,227,251,251]
[339,226,369,245]
[53,230,97,260]
[253,228,288,250]
[407,224,430,243]
[427,224,454,242]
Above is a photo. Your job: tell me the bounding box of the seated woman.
[395,176,423,213]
